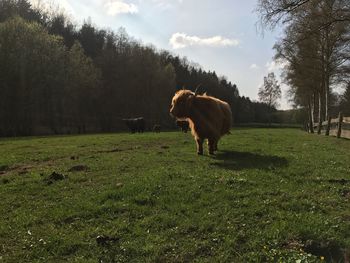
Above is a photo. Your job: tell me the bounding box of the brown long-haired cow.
[170,89,232,155]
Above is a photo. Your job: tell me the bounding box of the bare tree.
[257,0,350,31]
[258,72,281,124]
[259,72,282,108]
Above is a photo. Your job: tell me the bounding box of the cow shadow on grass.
[211,150,288,171]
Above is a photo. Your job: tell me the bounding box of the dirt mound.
[304,240,348,262]
[45,172,67,185]
[68,165,88,172]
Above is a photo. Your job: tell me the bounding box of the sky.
[30,0,290,109]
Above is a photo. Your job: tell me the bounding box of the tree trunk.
[317,91,322,134]
[325,116,331,136]
[308,97,314,133]
[325,77,329,121]
[337,112,343,138]
[324,21,331,121]
[324,47,331,122]
[312,91,316,126]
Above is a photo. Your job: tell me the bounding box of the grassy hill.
[0,129,349,262]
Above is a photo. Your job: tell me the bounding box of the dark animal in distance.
[170,89,232,155]
[122,117,145,133]
[153,124,161,133]
[176,120,189,133]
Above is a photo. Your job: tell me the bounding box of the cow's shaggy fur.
[153,124,161,133]
[170,89,232,155]
[122,117,145,133]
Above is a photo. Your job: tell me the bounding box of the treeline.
[257,0,350,131]
[0,0,276,136]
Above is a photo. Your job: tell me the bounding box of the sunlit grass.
[0,129,349,262]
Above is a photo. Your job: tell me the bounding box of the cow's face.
[170,90,194,118]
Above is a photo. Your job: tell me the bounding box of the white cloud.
[29,0,76,17]
[265,61,278,72]
[265,59,288,72]
[169,33,239,49]
[57,0,75,14]
[151,0,183,5]
[250,63,259,69]
[104,0,138,15]
[137,0,182,10]
[150,0,173,10]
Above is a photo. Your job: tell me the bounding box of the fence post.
[325,116,331,136]
[337,112,343,138]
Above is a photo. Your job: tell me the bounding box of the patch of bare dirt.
[0,164,35,176]
[160,145,169,149]
[68,165,89,172]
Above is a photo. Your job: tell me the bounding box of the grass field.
[0,128,350,262]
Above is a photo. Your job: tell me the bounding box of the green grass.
[0,129,349,262]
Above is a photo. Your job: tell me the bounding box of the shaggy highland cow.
[153,124,161,133]
[122,117,145,133]
[170,89,232,155]
[176,120,189,133]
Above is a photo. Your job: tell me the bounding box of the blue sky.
[30,0,290,109]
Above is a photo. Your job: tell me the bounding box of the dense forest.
[0,0,284,136]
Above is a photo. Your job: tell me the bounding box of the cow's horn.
[194,84,202,96]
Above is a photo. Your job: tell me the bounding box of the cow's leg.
[214,140,218,151]
[208,139,215,155]
[196,138,204,155]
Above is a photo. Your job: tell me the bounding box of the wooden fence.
[312,112,350,139]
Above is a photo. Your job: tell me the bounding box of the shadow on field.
[212,150,288,171]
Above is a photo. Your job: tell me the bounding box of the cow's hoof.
[209,151,215,155]
[197,151,203,155]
